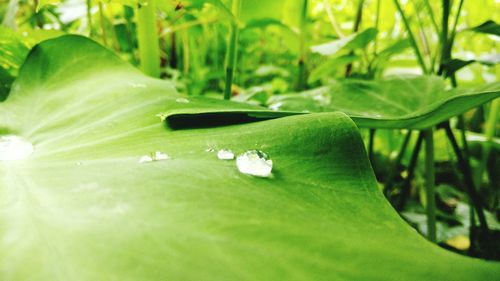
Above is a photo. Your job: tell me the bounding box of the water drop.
[175,97,190,104]
[269,102,283,111]
[0,135,34,161]
[154,151,169,160]
[129,82,147,88]
[217,149,234,160]
[236,150,273,177]
[138,155,153,163]
[138,151,170,163]
[76,162,83,166]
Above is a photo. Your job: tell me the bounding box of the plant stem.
[477,99,499,187]
[437,0,450,75]
[384,130,412,195]
[136,0,161,77]
[393,0,428,74]
[423,0,439,36]
[397,132,424,211]
[373,0,381,55]
[123,6,137,64]
[424,128,436,242]
[224,0,242,100]
[98,1,108,47]
[368,129,375,162]
[449,0,464,46]
[444,124,489,233]
[324,0,344,38]
[345,0,365,77]
[411,0,430,59]
[297,0,308,90]
[86,0,92,36]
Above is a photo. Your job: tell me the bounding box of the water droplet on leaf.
[269,102,283,111]
[217,149,234,160]
[138,151,169,163]
[154,151,169,160]
[0,135,34,161]
[175,98,190,104]
[129,82,147,88]
[236,150,273,177]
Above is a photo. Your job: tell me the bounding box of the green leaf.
[311,28,378,56]
[266,75,500,129]
[35,0,61,11]
[469,20,500,37]
[1,35,499,280]
[0,27,30,101]
[371,39,411,70]
[308,54,360,83]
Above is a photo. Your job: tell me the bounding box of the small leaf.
[36,0,61,11]
[469,20,500,37]
[311,28,378,56]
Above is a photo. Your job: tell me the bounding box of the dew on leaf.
[217,149,234,160]
[175,98,190,104]
[269,102,283,111]
[129,82,147,88]
[138,151,170,163]
[236,150,273,177]
[0,135,34,161]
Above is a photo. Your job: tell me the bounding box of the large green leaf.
[267,75,500,129]
[1,36,499,280]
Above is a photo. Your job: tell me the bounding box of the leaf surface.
[1,36,499,280]
[267,76,500,129]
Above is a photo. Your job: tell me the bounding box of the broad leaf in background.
[0,26,64,101]
[267,75,500,129]
[311,28,378,56]
[1,36,500,280]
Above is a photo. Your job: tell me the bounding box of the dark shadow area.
[166,112,277,129]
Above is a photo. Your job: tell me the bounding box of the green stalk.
[136,0,161,77]
[86,0,93,37]
[437,0,450,75]
[368,129,375,162]
[424,128,436,242]
[98,1,108,47]
[397,132,424,211]
[423,0,439,36]
[345,0,365,77]
[124,6,137,64]
[411,0,430,58]
[393,0,428,74]
[384,130,412,195]
[373,0,381,55]
[297,0,308,90]
[445,0,464,67]
[444,124,489,233]
[224,0,242,100]
[477,99,499,188]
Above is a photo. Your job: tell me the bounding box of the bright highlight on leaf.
[0,135,34,161]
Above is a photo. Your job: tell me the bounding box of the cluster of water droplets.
[210,148,273,178]
[0,135,34,161]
